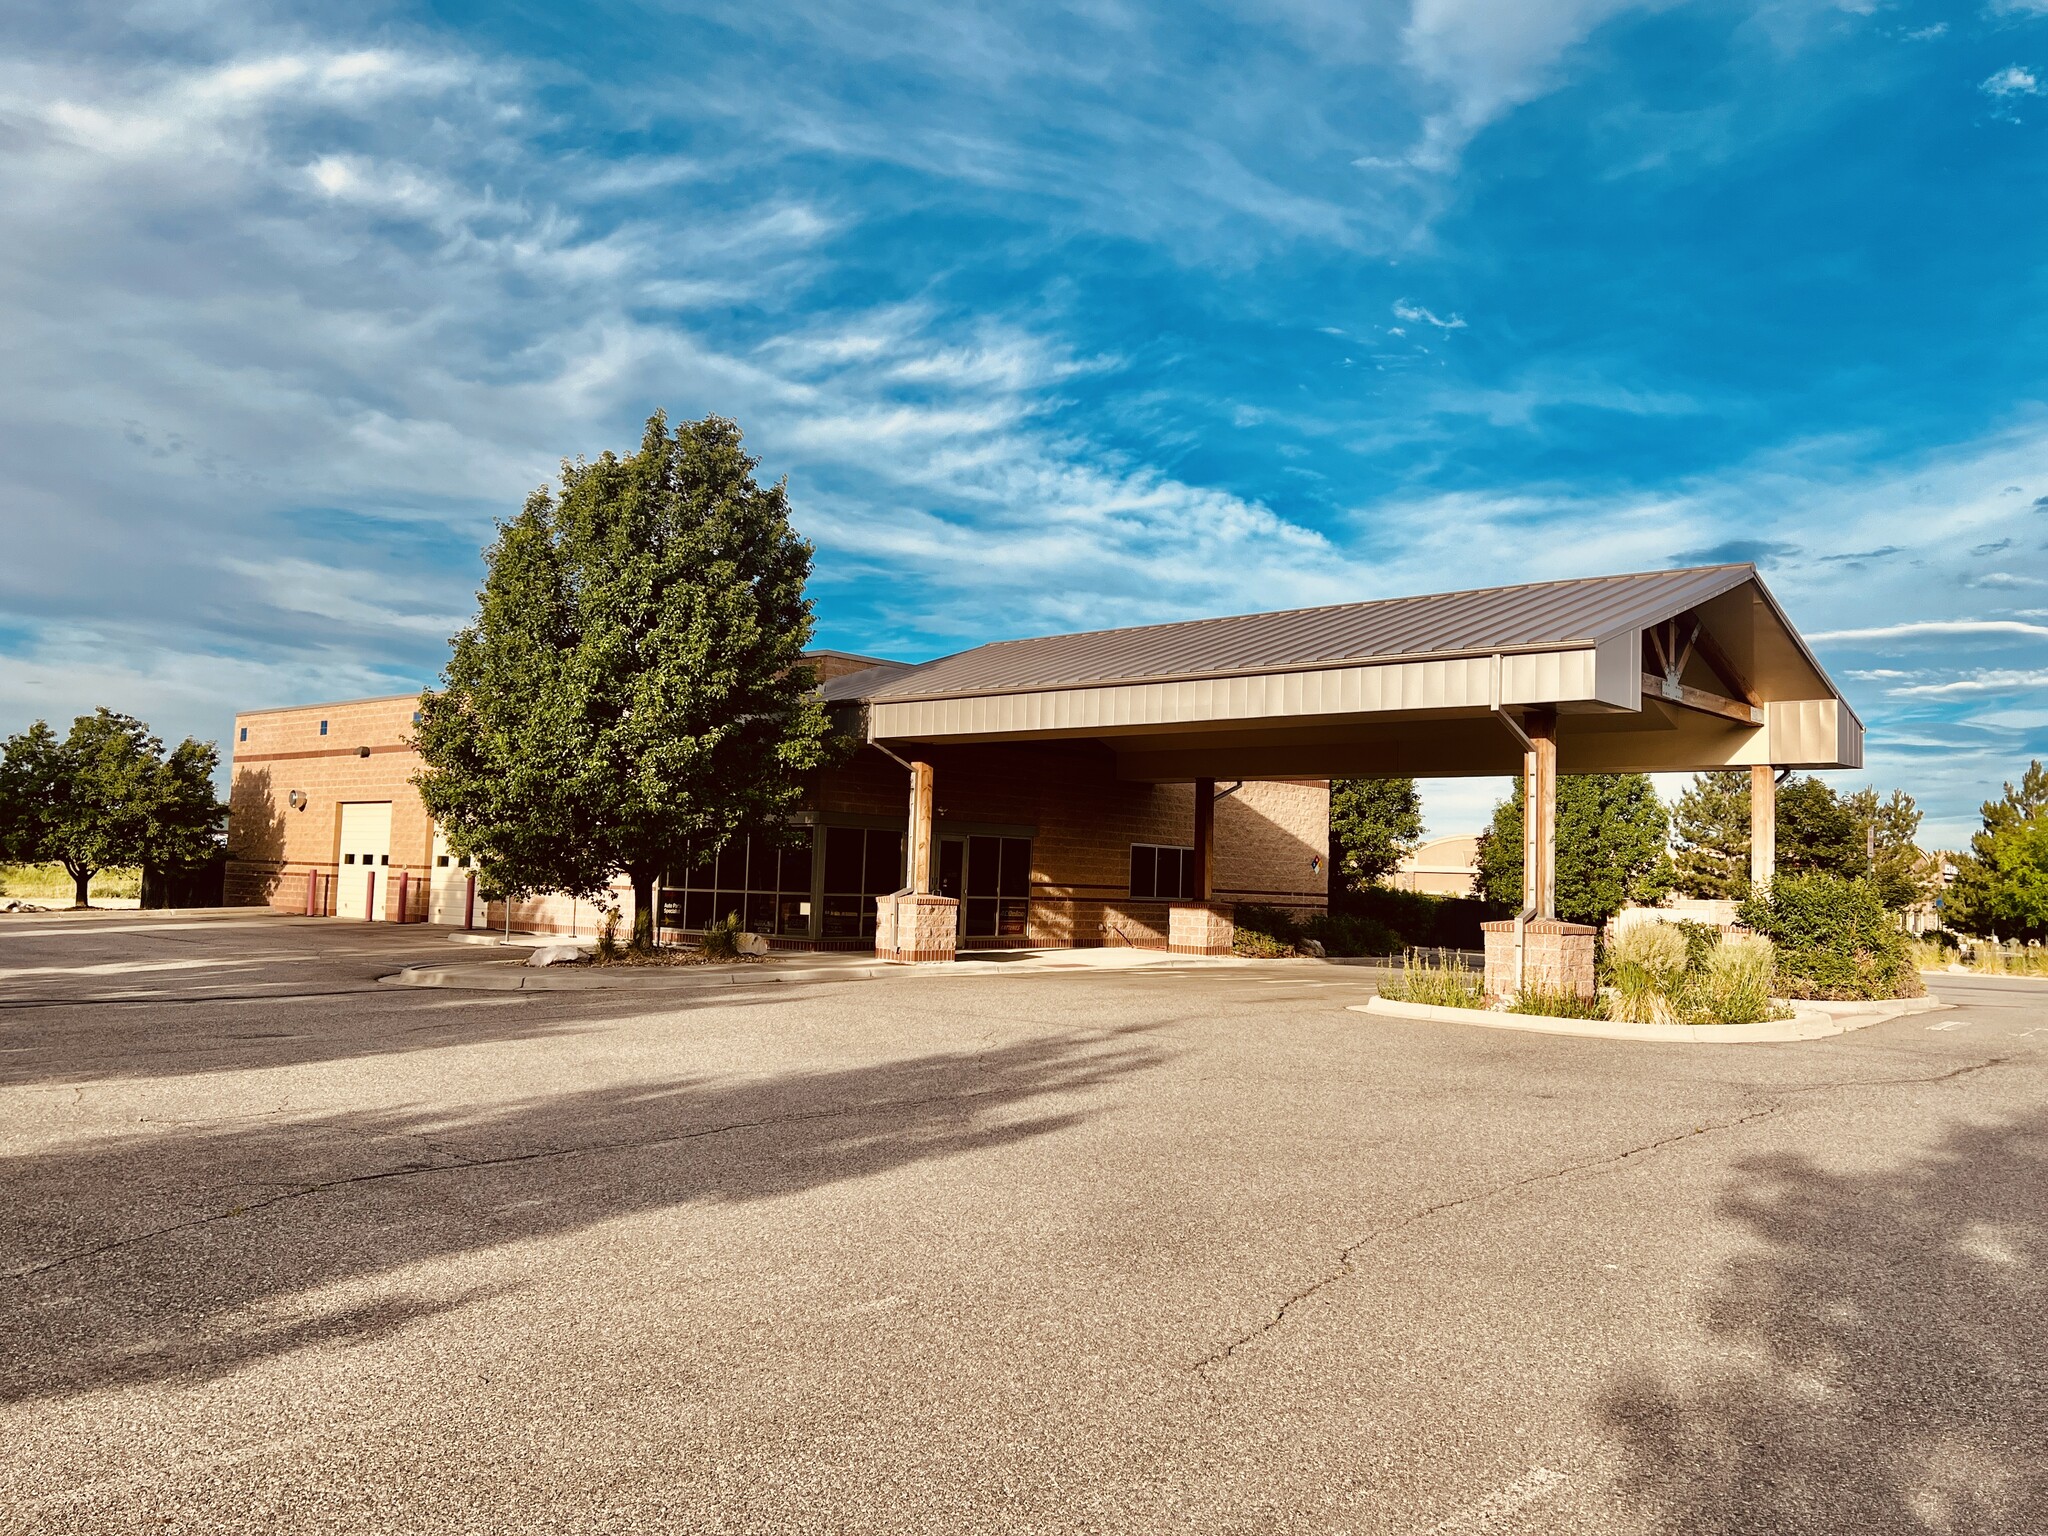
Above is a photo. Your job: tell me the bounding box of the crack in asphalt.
[3,1067,1110,1284]
[1192,1054,2013,1374]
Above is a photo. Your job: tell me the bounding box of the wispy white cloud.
[1893,668,2048,697]
[1809,619,2048,642]
[1392,298,1467,330]
[1982,64,2042,98]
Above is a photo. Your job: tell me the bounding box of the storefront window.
[820,826,902,939]
[661,829,816,937]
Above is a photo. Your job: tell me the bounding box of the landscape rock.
[736,932,772,957]
[526,944,588,968]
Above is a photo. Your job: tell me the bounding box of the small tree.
[1948,761,2048,941]
[1475,773,1671,925]
[1670,770,1751,900]
[1329,777,1424,890]
[0,710,225,907]
[415,412,837,949]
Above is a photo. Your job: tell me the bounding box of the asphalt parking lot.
[3,912,2044,1534]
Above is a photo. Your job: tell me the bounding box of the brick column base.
[1482,918,1597,1000]
[875,893,960,964]
[1169,902,1235,957]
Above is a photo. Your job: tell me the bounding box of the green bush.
[1737,875,1924,1000]
[1302,911,1403,957]
[1342,887,1506,950]
[1377,950,1488,1009]
[1232,903,1304,957]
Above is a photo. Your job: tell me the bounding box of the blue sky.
[4,0,2046,845]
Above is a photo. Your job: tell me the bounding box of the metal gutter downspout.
[1490,653,1537,996]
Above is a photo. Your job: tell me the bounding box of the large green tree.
[0,710,225,906]
[1329,777,1424,890]
[1948,760,2048,940]
[1474,773,1671,925]
[415,412,837,949]
[1670,769,1751,899]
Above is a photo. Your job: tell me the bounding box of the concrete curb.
[1350,993,1944,1044]
[381,958,897,992]
[1922,968,2048,986]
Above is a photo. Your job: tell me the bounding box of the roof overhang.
[862,569,1863,780]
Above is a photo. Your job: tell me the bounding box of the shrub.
[1378,950,1488,1009]
[1508,984,1605,1018]
[594,906,623,962]
[1738,874,1924,1000]
[1343,887,1507,950]
[1604,921,1689,1023]
[1302,911,1403,957]
[697,909,742,960]
[1232,903,1304,957]
[1675,934,1787,1026]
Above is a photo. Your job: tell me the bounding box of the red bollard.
[396,870,410,923]
[366,870,376,923]
[304,870,317,917]
[464,872,476,930]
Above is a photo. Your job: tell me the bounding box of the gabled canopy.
[833,565,1861,780]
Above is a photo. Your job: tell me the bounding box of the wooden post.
[1192,777,1216,901]
[1750,764,1776,894]
[1524,711,1558,919]
[907,761,935,896]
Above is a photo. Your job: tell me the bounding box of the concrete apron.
[1353,993,1947,1044]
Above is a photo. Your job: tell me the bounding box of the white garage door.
[335,802,393,921]
[426,827,478,927]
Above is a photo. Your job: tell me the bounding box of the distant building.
[1389,835,1479,897]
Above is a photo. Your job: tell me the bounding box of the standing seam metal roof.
[864,565,1757,701]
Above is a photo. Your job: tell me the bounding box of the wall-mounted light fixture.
[288,790,308,810]
[357,746,371,759]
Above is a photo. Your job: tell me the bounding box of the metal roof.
[865,564,1758,702]
[820,661,917,703]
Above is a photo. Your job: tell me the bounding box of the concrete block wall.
[225,695,432,915]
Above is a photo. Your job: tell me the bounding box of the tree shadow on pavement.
[0,1024,1166,1404]
[0,964,809,1087]
[1602,1111,2048,1534]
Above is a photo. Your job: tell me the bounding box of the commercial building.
[1389,835,1481,897]
[225,562,1861,975]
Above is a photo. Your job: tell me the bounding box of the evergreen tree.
[1670,769,1750,899]
[415,412,837,949]
[1329,777,1424,889]
[1474,773,1672,925]
[0,710,225,906]
[1777,774,1862,878]
[1948,760,2048,940]
[1842,785,1929,912]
